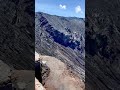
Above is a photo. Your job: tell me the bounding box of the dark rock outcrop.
[41,62,50,85]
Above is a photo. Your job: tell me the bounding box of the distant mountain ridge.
[35,12,85,80]
[36,12,85,20]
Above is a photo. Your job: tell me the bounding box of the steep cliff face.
[35,12,85,80]
[86,0,120,89]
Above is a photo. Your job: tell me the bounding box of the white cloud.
[59,4,66,10]
[75,5,83,13]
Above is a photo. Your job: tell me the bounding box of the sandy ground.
[40,55,85,90]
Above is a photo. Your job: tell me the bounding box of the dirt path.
[40,55,85,90]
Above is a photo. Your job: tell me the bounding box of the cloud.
[59,4,66,10]
[75,5,83,13]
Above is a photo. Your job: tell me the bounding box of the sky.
[35,0,85,18]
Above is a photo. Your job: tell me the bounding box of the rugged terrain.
[86,0,120,89]
[0,0,35,89]
[35,12,85,89]
[40,55,84,90]
[0,0,35,70]
[35,12,85,81]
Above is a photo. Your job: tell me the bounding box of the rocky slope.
[37,55,85,90]
[0,0,34,70]
[0,0,35,89]
[86,0,120,89]
[35,12,85,81]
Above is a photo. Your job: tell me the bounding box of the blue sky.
[35,0,85,18]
